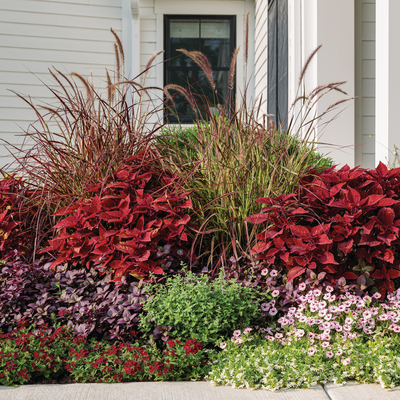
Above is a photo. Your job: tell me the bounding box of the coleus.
[40,151,194,282]
[247,162,400,298]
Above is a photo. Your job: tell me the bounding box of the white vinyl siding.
[355,0,376,168]
[254,0,268,115]
[0,0,122,169]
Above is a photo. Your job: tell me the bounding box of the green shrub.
[138,269,264,346]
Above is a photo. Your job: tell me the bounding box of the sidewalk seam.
[323,385,333,400]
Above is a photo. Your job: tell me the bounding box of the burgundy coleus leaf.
[359,234,381,247]
[290,225,310,238]
[251,241,270,254]
[329,182,346,197]
[348,187,361,204]
[372,207,395,226]
[342,271,358,280]
[246,213,270,224]
[376,248,395,264]
[377,198,399,207]
[337,239,353,255]
[319,252,338,265]
[377,230,397,246]
[288,207,308,215]
[54,215,80,230]
[287,266,306,282]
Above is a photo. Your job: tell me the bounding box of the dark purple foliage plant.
[0,258,147,342]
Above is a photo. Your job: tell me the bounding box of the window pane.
[201,20,230,39]
[170,20,199,38]
[169,38,199,68]
[166,69,230,122]
[200,38,231,68]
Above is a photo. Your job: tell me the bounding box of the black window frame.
[268,0,288,130]
[164,14,236,124]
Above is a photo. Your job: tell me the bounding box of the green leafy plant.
[139,269,264,346]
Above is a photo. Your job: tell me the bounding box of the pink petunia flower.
[308,347,316,356]
[269,308,278,316]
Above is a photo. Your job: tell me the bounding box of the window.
[268,0,288,129]
[164,15,236,123]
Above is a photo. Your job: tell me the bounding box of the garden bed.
[2,34,400,390]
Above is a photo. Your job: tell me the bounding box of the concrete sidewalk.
[1,381,400,400]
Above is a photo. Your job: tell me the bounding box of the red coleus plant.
[247,162,400,298]
[40,150,194,282]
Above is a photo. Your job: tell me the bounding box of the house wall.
[355,0,376,168]
[0,0,122,170]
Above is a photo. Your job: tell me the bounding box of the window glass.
[165,16,235,123]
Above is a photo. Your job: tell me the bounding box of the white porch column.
[375,0,400,166]
[289,0,355,167]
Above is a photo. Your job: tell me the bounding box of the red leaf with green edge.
[371,269,384,279]
[343,272,358,279]
[287,266,306,282]
[246,213,270,224]
[338,239,353,255]
[388,269,400,279]
[319,252,338,265]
